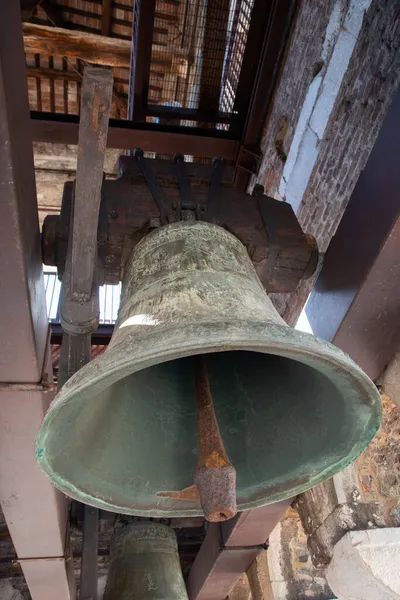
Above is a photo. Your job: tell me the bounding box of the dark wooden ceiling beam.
[30,112,240,159]
[41,0,66,27]
[101,0,113,36]
[129,0,157,120]
[233,0,296,191]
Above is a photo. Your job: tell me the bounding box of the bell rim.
[37,319,382,517]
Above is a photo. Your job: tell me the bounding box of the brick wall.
[257,0,336,196]
[258,0,400,323]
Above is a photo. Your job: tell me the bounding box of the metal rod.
[80,505,99,600]
[194,355,237,522]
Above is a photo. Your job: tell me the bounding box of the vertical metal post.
[0,2,75,599]
[80,506,99,600]
[187,499,292,599]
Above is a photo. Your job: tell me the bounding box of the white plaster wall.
[267,522,289,599]
[378,352,400,407]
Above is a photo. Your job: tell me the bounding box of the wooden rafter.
[41,0,66,27]
[23,23,188,68]
[23,22,131,67]
[101,0,113,36]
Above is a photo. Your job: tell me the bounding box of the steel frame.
[187,499,292,599]
[306,87,400,381]
[0,2,74,599]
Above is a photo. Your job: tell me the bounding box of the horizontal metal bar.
[30,112,240,160]
[51,323,114,346]
[146,104,238,124]
[220,544,269,551]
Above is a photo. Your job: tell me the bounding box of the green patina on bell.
[36,221,381,516]
[104,522,188,600]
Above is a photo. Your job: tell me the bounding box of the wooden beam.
[130,0,157,120]
[23,23,187,68]
[101,0,113,35]
[41,0,66,27]
[23,22,131,67]
[30,113,240,159]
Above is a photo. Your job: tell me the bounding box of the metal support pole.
[187,499,292,599]
[79,506,99,600]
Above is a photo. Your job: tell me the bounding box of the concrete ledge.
[327,529,400,600]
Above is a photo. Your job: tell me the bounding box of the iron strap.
[134,148,170,224]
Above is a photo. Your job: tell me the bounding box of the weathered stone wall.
[258,0,400,323]
[257,0,336,196]
[267,507,333,600]
[228,507,334,600]
[296,394,400,569]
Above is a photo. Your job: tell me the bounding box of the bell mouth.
[37,320,381,516]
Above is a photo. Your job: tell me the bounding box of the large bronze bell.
[103,522,188,600]
[37,221,381,517]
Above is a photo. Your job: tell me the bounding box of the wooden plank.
[30,114,241,159]
[101,0,113,36]
[41,0,66,27]
[234,0,294,190]
[23,23,131,67]
[71,67,113,301]
[23,23,187,68]
[130,0,157,120]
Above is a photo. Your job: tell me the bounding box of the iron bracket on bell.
[174,153,202,221]
[204,157,222,222]
[41,155,320,293]
[134,148,171,225]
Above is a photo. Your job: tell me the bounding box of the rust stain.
[204,450,229,468]
[157,484,200,502]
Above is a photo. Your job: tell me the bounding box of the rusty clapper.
[36,221,382,519]
[194,355,237,521]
